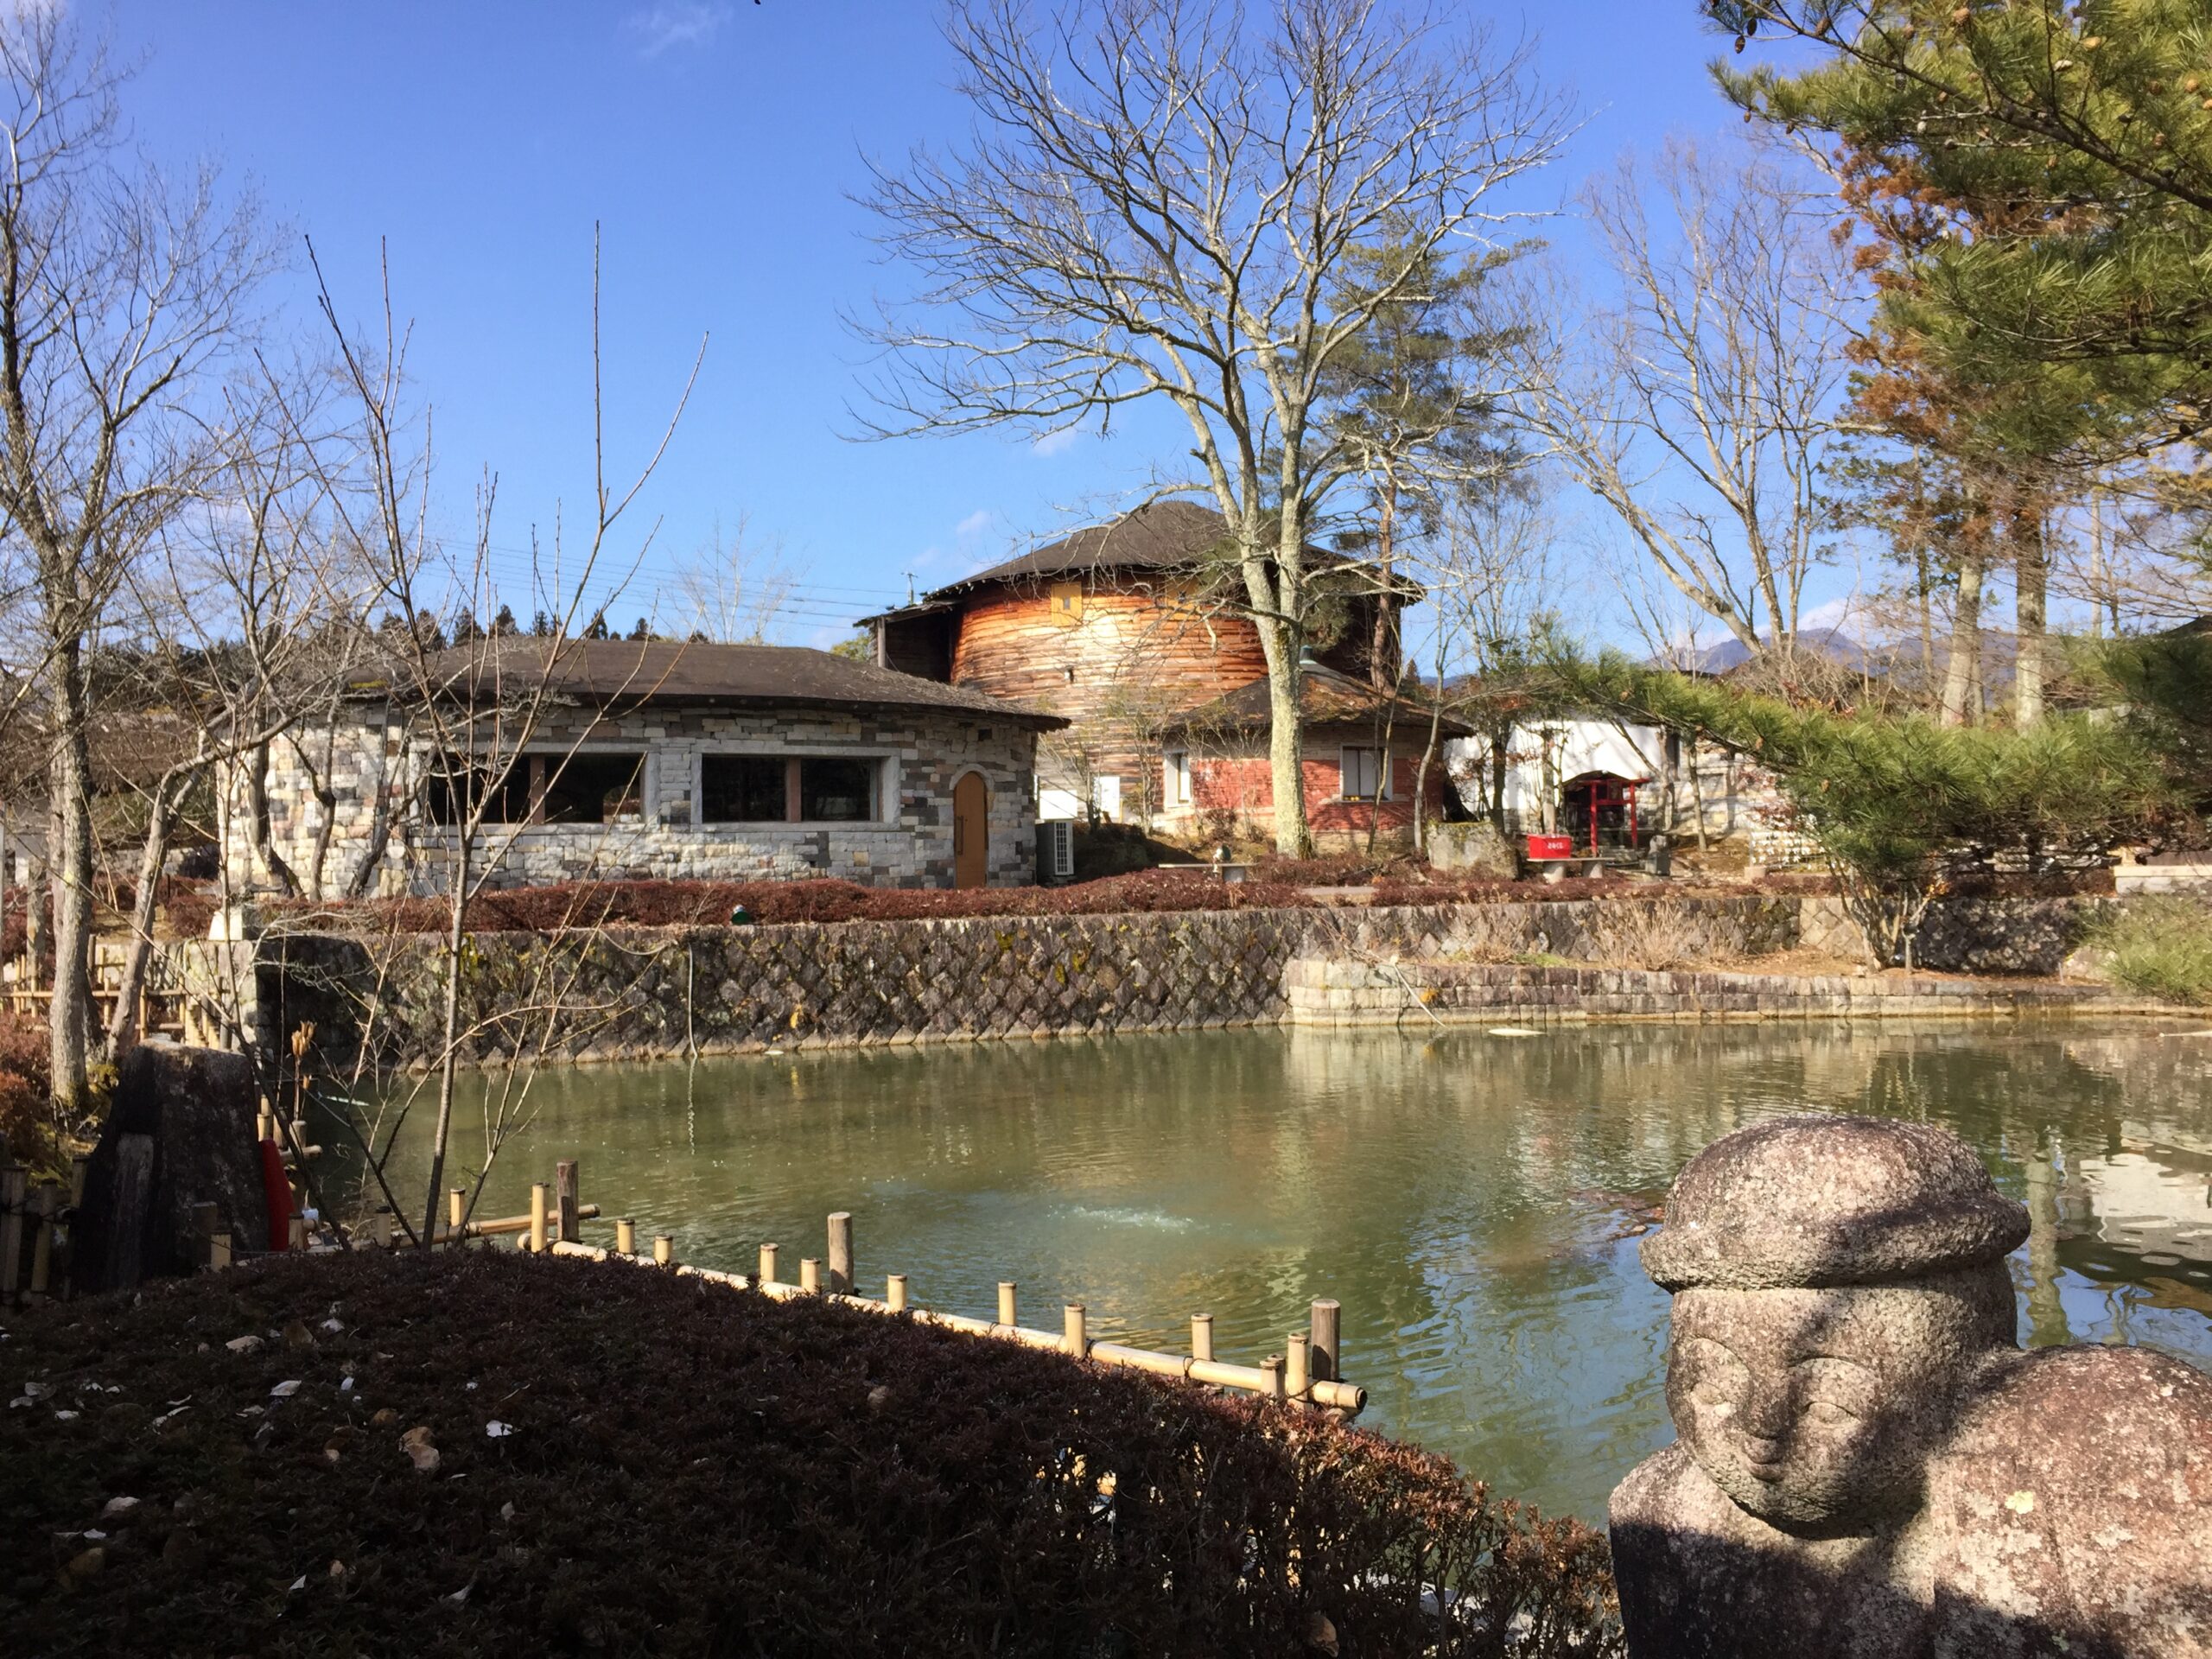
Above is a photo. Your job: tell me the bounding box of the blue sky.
[118,1,1796,649]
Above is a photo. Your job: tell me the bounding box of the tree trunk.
[2013,513,2047,728]
[1265,637,1310,856]
[103,762,199,1059]
[1370,473,1396,691]
[419,834,470,1249]
[1939,547,1984,728]
[1686,734,1709,852]
[1411,632,1447,858]
[1488,730,1510,836]
[1916,543,1936,702]
[246,741,301,898]
[46,652,96,1121]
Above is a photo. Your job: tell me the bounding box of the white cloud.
[954,509,995,540]
[625,3,731,58]
[1797,594,1864,633]
[1030,425,1084,457]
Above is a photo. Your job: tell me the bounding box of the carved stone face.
[1665,1268,2013,1533]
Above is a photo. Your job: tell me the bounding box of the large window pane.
[799,757,875,822]
[701,754,787,823]
[427,756,529,825]
[539,753,644,824]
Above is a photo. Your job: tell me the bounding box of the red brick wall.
[1185,745,1440,834]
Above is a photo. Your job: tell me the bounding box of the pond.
[350,1020,2212,1523]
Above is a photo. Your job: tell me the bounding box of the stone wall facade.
[222,702,1043,898]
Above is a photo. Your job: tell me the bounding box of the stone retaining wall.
[1797,894,2114,976]
[242,893,1802,1072]
[1283,957,2159,1027]
[202,889,2166,1075]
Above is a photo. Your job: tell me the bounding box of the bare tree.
[0,15,280,1116]
[857,0,1567,855]
[300,233,700,1248]
[1517,140,1854,658]
[662,514,795,642]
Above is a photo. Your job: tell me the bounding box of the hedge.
[0,1249,1623,1657]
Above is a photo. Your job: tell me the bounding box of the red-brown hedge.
[0,1012,53,1171]
[0,1248,1624,1656]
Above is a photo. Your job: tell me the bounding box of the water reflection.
[346,1019,2212,1522]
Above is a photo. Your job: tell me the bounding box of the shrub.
[0,1013,55,1171]
[2088,897,2212,1005]
[0,1248,1624,1656]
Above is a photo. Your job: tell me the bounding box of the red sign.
[1526,835,1574,861]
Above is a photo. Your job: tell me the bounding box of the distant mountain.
[1649,626,1877,676]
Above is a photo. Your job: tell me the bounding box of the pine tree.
[1314,226,1526,687]
[1707,1,2212,447]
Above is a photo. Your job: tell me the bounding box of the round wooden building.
[862,502,1405,827]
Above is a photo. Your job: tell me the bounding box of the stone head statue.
[1613,1113,2212,1659]
[1640,1114,2027,1535]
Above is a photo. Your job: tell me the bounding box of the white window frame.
[1164,749,1192,807]
[1339,746,1388,803]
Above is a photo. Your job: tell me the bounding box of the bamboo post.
[1261,1353,1286,1402]
[0,1164,23,1304]
[1309,1299,1341,1383]
[653,1235,674,1267]
[448,1189,466,1236]
[887,1273,907,1313]
[996,1281,1017,1329]
[826,1211,853,1296]
[799,1257,821,1294]
[1286,1333,1310,1400]
[759,1242,779,1286]
[615,1217,636,1256]
[1191,1313,1214,1364]
[1064,1303,1087,1358]
[191,1202,219,1270]
[29,1184,54,1295]
[527,1185,548,1254]
[208,1230,232,1269]
[69,1154,88,1206]
[555,1160,580,1244]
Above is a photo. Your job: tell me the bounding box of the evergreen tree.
[628,615,652,641]
[1314,226,1526,687]
[582,611,610,640]
[491,604,519,637]
[448,608,483,645]
[1706,2,2212,448]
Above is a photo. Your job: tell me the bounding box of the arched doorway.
[952,772,988,888]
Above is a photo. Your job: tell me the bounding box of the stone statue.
[1610,1115,2212,1659]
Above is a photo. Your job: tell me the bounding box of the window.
[1340,747,1385,802]
[1048,580,1084,626]
[1164,750,1192,806]
[537,753,645,824]
[426,755,530,826]
[701,755,786,823]
[800,757,876,822]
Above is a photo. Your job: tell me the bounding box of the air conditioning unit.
[1040,818,1075,881]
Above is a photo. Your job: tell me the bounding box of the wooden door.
[952,772,988,889]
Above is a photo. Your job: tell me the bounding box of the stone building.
[222,639,1065,897]
[860,500,1411,826]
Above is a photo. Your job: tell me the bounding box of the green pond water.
[351,1020,2212,1523]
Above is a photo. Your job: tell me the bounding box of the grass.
[2088,896,2212,1005]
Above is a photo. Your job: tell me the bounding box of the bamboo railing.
[531,1191,1365,1416]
